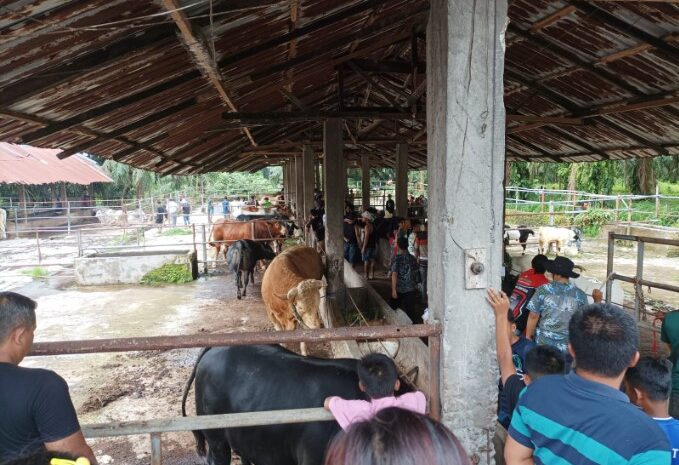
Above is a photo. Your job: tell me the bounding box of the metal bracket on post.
[464,248,487,289]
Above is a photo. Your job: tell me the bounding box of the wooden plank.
[221,109,423,124]
[584,95,679,118]
[162,0,256,147]
[596,43,653,65]
[506,115,584,125]
[529,6,577,33]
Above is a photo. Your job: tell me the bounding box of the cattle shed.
[1,1,677,462]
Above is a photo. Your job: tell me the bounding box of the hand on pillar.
[486,288,510,318]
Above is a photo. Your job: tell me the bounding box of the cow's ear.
[287,288,299,301]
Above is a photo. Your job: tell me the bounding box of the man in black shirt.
[0,292,96,464]
[486,289,565,465]
[343,207,359,264]
[385,194,395,216]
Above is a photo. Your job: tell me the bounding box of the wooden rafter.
[529,6,577,33]
[161,0,256,147]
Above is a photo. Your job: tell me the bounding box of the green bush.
[140,264,193,285]
[20,267,49,279]
[573,209,613,237]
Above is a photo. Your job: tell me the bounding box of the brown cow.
[261,246,325,356]
[208,219,286,262]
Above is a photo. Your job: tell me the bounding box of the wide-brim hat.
[545,256,580,278]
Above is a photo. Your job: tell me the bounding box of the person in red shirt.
[509,255,549,334]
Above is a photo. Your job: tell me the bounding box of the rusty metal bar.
[83,408,334,438]
[150,432,161,465]
[606,231,614,305]
[609,233,679,247]
[610,273,679,294]
[30,324,441,356]
[635,241,645,321]
[428,333,441,421]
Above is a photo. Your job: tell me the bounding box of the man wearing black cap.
[525,256,590,354]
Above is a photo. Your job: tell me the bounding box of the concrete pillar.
[295,155,304,216]
[395,143,409,217]
[427,0,507,462]
[361,154,371,210]
[302,145,315,236]
[323,118,345,311]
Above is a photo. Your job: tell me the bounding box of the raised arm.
[487,289,516,385]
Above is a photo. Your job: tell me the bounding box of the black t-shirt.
[497,374,525,429]
[343,215,358,244]
[385,199,395,213]
[0,363,81,462]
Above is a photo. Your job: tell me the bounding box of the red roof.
[0,143,112,185]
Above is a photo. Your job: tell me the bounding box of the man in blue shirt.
[626,356,679,464]
[506,303,670,464]
[525,256,588,353]
[221,196,230,217]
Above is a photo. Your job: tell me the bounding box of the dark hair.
[396,237,408,251]
[324,407,471,465]
[569,304,639,377]
[531,254,548,274]
[625,356,672,402]
[0,292,37,342]
[357,353,399,399]
[525,345,565,379]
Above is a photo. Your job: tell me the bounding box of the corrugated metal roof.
[0,0,675,172]
[0,143,112,185]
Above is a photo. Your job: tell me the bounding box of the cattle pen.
[29,324,442,465]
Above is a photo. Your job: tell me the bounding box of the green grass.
[140,263,193,285]
[160,227,193,236]
[20,267,49,279]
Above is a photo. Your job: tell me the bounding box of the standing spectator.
[180,197,190,225]
[487,289,564,465]
[221,196,230,218]
[207,198,214,223]
[414,225,428,302]
[166,198,179,227]
[0,292,97,464]
[506,303,670,465]
[508,254,550,333]
[661,311,679,418]
[625,356,679,464]
[306,209,325,254]
[361,212,376,280]
[324,407,471,465]
[384,194,395,217]
[343,206,359,264]
[390,236,421,324]
[154,200,166,229]
[525,256,588,353]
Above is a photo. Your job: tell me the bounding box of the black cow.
[182,345,367,465]
[226,240,276,299]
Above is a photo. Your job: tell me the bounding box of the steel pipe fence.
[29,324,442,465]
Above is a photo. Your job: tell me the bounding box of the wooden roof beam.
[221,109,423,125]
[162,0,256,147]
[529,6,577,33]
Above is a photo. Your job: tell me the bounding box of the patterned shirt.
[390,253,418,293]
[526,281,587,352]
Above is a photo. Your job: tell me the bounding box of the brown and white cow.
[261,246,325,356]
[208,219,287,261]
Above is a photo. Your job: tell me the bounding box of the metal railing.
[30,324,442,465]
[605,232,679,322]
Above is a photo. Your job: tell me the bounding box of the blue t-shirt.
[526,281,588,352]
[222,199,230,214]
[497,336,536,428]
[509,372,670,464]
[511,336,536,379]
[656,417,679,464]
[0,363,81,462]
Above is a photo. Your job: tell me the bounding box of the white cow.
[0,208,6,240]
[537,226,582,255]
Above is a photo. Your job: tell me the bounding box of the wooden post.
[67,201,71,234]
[295,154,304,217]
[36,232,42,264]
[302,146,315,241]
[427,0,507,459]
[540,189,545,213]
[627,197,633,235]
[395,143,409,217]
[324,118,346,311]
[361,154,371,210]
[655,184,660,218]
[19,184,28,224]
[615,195,620,221]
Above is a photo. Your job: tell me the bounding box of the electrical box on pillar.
[464,248,488,289]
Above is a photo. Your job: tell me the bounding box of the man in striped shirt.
[506,303,670,465]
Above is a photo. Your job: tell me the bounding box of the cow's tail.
[182,347,212,457]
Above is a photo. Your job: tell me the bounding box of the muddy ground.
[0,225,676,464]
